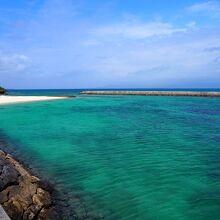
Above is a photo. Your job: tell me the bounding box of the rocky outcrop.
[0,150,57,220]
[0,149,105,220]
[0,87,6,95]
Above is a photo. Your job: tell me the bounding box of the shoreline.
[0,150,57,220]
[81,90,220,97]
[0,149,104,220]
[0,133,104,220]
[0,95,73,105]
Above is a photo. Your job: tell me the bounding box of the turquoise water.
[0,94,220,219]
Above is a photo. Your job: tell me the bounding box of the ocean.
[0,89,220,220]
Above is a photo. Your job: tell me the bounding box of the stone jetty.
[81,91,220,97]
[0,150,56,220]
[0,149,104,220]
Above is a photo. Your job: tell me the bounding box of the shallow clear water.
[0,92,220,220]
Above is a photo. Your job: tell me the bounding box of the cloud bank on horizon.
[0,0,220,89]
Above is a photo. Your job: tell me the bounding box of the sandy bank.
[0,96,70,105]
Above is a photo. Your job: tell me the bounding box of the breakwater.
[0,148,104,220]
[0,131,104,220]
[81,91,220,97]
[0,150,57,220]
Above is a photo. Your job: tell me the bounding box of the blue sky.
[0,0,220,89]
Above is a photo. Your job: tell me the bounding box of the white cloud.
[91,21,187,40]
[188,1,220,15]
[78,28,220,88]
[186,21,197,29]
[0,52,30,74]
[1,0,220,88]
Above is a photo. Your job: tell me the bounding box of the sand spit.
[0,96,71,105]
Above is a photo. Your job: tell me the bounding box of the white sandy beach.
[0,95,69,105]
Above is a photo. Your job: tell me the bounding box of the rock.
[4,199,23,220]
[0,151,55,219]
[19,176,38,197]
[0,150,6,157]
[14,193,33,209]
[23,205,41,220]
[7,185,20,199]
[0,164,19,191]
[0,190,9,203]
[32,188,51,208]
[0,87,6,95]
[38,207,59,220]
[0,150,103,219]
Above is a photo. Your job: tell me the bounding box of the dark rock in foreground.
[0,149,105,220]
[0,150,57,220]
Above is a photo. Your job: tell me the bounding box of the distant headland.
[0,87,6,95]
